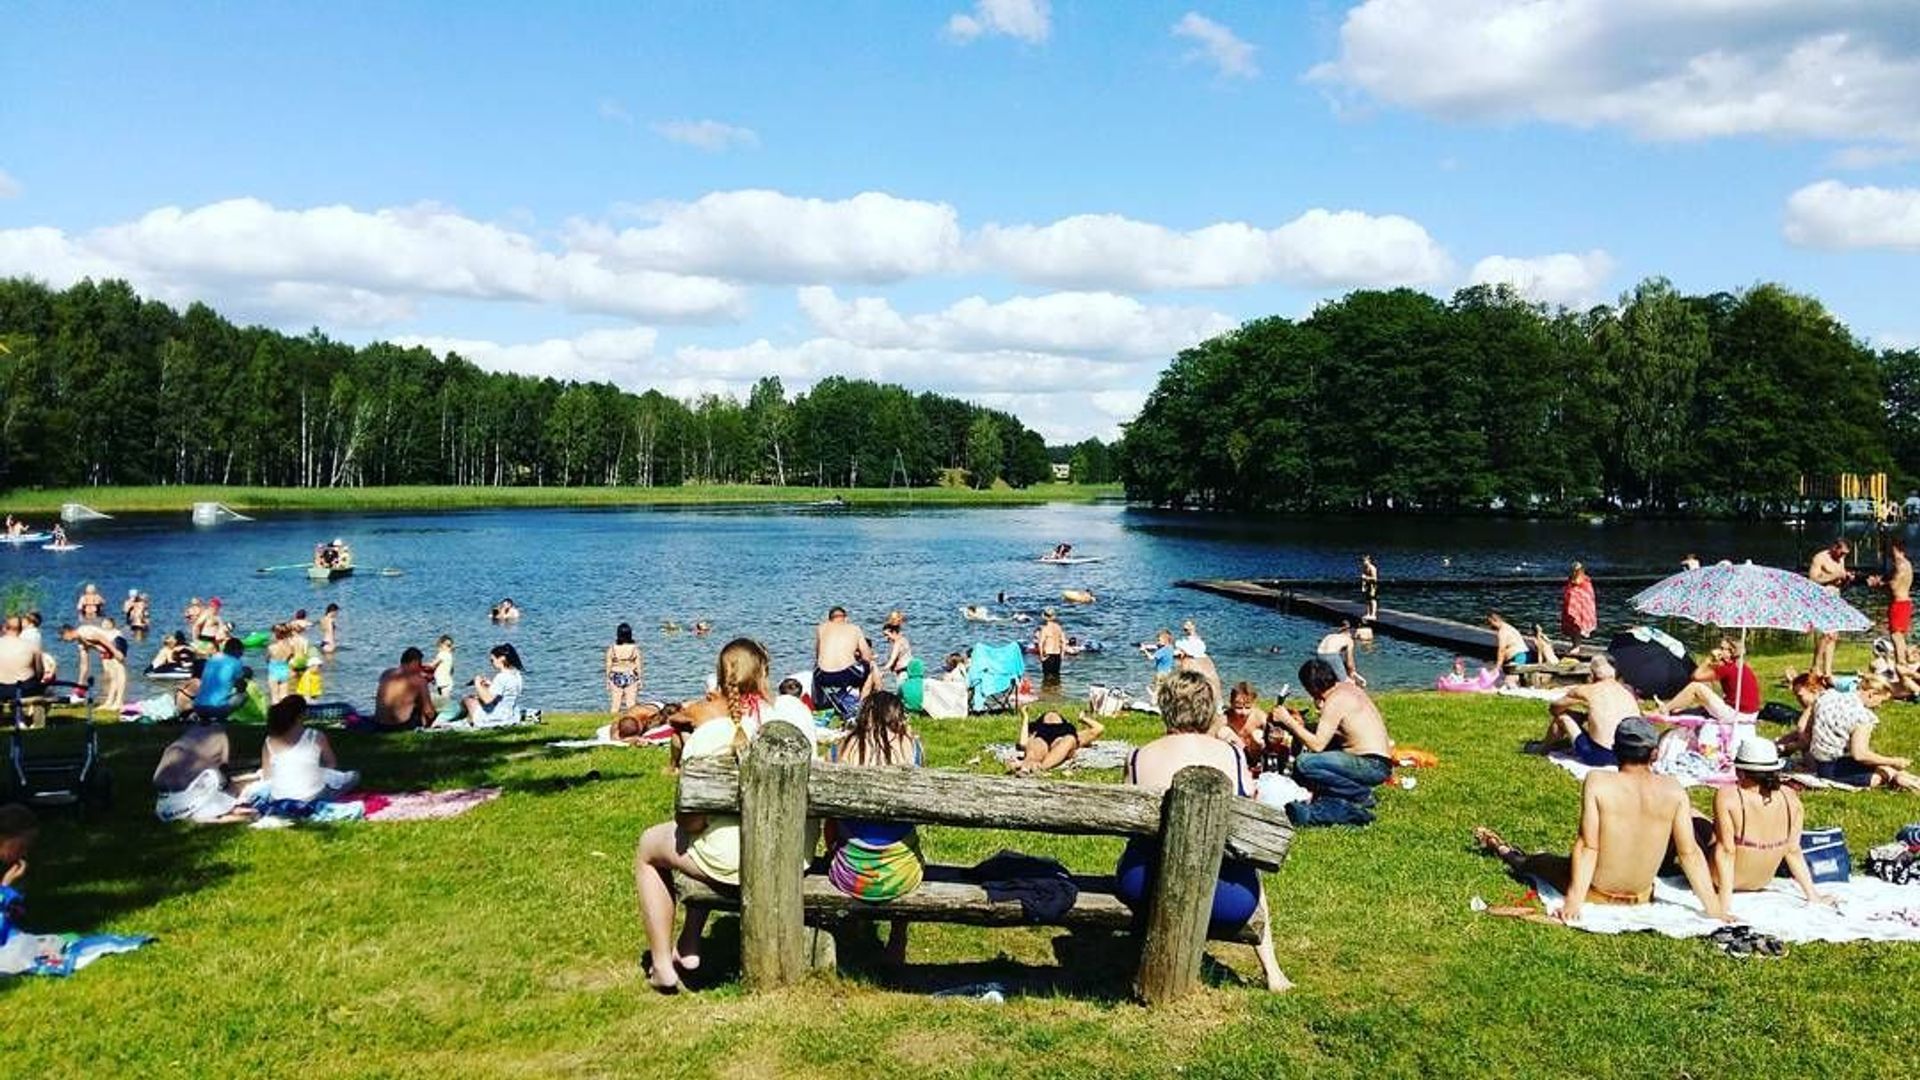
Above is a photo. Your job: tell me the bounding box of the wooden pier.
[1246,572,1673,591]
[1177,578,1565,660]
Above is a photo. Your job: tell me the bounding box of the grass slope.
[0,484,1123,515]
[5,664,1918,1079]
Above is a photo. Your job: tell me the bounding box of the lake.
[2,503,1894,711]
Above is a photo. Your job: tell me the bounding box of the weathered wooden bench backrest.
[678,746,1294,871]
[674,721,1295,1004]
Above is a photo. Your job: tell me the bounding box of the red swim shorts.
[1892,598,1913,634]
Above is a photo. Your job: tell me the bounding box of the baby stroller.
[3,679,111,812]
[966,642,1026,714]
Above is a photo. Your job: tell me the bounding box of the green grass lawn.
[6,662,1919,1079]
[0,483,1123,515]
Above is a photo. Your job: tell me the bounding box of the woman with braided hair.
[633,638,768,993]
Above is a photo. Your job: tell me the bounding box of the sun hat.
[1732,737,1784,773]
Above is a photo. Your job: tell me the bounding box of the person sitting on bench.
[1114,670,1291,992]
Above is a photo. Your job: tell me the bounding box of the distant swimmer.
[491,598,522,623]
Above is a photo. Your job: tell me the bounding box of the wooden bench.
[674,722,1295,1004]
[1511,660,1591,689]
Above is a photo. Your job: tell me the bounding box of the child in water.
[433,635,455,699]
[319,604,340,654]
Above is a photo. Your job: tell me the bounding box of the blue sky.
[3,1,1917,439]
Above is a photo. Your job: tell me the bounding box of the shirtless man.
[59,623,125,704]
[374,647,438,731]
[1870,537,1913,667]
[1488,612,1531,684]
[1359,555,1379,623]
[1314,622,1367,687]
[1543,654,1639,767]
[813,606,875,715]
[1808,539,1854,677]
[1272,658,1393,822]
[1474,718,1731,924]
[1034,608,1068,684]
[0,618,42,722]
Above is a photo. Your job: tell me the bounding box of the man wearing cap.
[1035,609,1067,686]
[1542,654,1639,766]
[1474,717,1731,924]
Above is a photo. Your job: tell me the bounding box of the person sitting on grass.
[1220,681,1268,772]
[634,638,765,993]
[152,721,254,824]
[191,637,249,719]
[1113,670,1290,992]
[1778,673,1920,792]
[825,690,925,964]
[1705,738,1831,909]
[1540,654,1640,767]
[0,804,59,971]
[1473,718,1732,924]
[372,647,438,731]
[1270,658,1393,826]
[1658,637,1761,723]
[256,695,355,805]
[457,644,526,726]
[1006,705,1104,775]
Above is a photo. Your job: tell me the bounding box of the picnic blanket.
[249,787,502,828]
[0,932,153,977]
[986,740,1134,771]
[1524,874,1920,943]
[1496,686,1566,701]
[1545,752,1863,793]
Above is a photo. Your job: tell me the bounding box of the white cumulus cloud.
[796,287,1237,361]
[1783,180,1920,251]
[0,198,745,326]
[0,169,21,199]
[946,0,1051,44]
[571,189,964,284]
[1310,1,1920,147]
[973,208,1453,290]
[1172,12,1259,79]
[651,119,760,152]
[1468,249,1616,307]
[391,327,662,386]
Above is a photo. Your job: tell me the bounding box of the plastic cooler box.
[1798,826,1851,883]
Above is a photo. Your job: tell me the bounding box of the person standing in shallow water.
[1358,555,1379,623]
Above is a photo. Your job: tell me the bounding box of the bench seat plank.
[678,862,1263,945]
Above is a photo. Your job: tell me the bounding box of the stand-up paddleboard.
[42,543,82,551]
[1037,555,1104,565]
[1,533,51,544]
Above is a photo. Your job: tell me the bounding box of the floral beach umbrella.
[1630,560,1870,636]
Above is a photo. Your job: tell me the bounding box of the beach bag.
[1086,685,1124,718]
[1797,826,1851,884]
[1864,843,1919,885]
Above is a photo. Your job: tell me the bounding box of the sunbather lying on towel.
[1474,718,1733,925]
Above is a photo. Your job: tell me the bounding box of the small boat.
[307,565,354,580]
[1,533,51,544]
[1038,555,1104,565]
[808,496,849,510]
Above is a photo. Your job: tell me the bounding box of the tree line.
[0,278,1065,491]
[1120,278,1915,513]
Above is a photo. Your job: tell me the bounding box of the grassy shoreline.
[0,483,1125,515]
[7,666,1918,1076]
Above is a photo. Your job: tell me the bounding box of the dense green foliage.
[1121,279,1911,512]
[0,278,1057,490]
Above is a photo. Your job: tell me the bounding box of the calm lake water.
[2,503,1896,711]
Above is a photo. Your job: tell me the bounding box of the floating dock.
[1176,578,1578,659]
[1245,573,1674,591]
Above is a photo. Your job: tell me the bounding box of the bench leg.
[804,924,839,974]
[1135,766,1233,1005]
